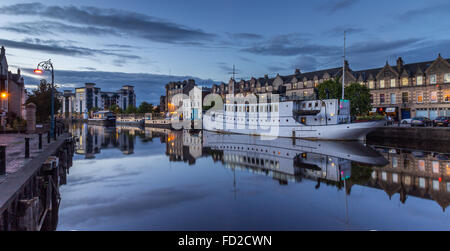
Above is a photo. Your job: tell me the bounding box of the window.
[417,76,423,85]
[419,178,426,188]
[417,91,423,103]
[369,80,374,89]
[380,80,385,88]
[445,90,450,102]
[370,94,374,104]
[431,91,438,103]
[430,74,437,84]
[418,160,425,171]
[402,92,409,103]
[380,94,385,104]
[390,93,396,104]
[432,161,440,174]
[390,79,396,88]
[433,180,440,191]
[393,174,399,183]
[392,157,398,168]
[402,78,409,86]
[445,73,450,83]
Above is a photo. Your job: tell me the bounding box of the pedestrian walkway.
[0,133,53,184]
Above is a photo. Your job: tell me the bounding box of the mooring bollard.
[25,138,30,159]
[0,145,6,176]
[47,131,51,144]
[53,129,57,141]
[39,133,42,150]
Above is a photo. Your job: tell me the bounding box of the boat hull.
[203,114,385,141]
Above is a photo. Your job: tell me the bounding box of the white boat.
[203,131,388,183]
[88,111,116,126]
[203,98,385,141]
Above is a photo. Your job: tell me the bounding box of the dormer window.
[430,74,437,84]
[416,76,423,85]
[402,78,409,86]
[390,79,396,88]
[369,80,374,89]
[380,80,385,88]
[444,73,450,83]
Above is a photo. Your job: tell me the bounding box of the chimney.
[295,69,301,75]
[396,57,404,72]
[17,68,21,76]
[264,74,268,79]
[0,46,5,56]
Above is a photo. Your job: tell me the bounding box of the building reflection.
[70,124,450,211]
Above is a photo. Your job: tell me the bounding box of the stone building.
[117,85,136,111]
[211,55,450,120]
[162,79,196,113]
[0,46,8,127]
[7,68,27,120]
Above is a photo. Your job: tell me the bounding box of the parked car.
[400,118,413,125]
[411,117,432,127]
[433,116,450,127]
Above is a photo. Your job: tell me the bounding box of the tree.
[345,83,372,115]
[137,102,153,114]
[316,79,371,116]
[124,105,138,114]
[26,79,61,123]
[316,78,342,100]
[109,104,122,114]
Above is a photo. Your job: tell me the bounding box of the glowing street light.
[0,92,7,99]
[34,59,55,138]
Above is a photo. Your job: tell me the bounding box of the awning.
[386,108,396,113]
[370,108,377,113]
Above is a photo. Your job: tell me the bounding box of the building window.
[433,180,440,191]
[432,161,440,174]
[380,94,385,104]
[417,91,423,103]
[380,80,385,88]
[418,160,425,171]
[417,76,423,85]
[402,78,409,86]
[402,92,409,103]
[390,79,396,88]
[445,73,450,83]
[370,94,374,104]
[369,81,374,89]
[431,91,438,103]
[390,93,396,104]
[430,74,437,84]
[445,90,450,102]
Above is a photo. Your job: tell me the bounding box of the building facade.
[7,68,27,120]
[210,55,450,120]
[0,46,8,127]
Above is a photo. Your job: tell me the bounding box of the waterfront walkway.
[0,133,53,184]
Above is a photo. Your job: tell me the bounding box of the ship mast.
[342,31,346,100]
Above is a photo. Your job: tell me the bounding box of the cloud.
[319,0,359,13]
[398,3,450,21]
[226,33,264,40]
[0,3,215,45]
[0,21,119,36]
[21,68,219,105]
[242,33,340,57]
[0,38,141,61]
[349,38,423,54]
[326,26,364,36]
[217,62,240,74]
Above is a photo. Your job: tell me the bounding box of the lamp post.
[34,59,55,138]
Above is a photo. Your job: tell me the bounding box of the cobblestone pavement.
[0,133,53,184]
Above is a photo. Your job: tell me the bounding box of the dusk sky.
[1,0,449,103]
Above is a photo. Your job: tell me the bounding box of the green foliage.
[26,79,61,123]
[124,105,138,114]
[317,78,342,100]
[137,102,153,114]
[345,83,372,115]
[109,104,123,114]
[356,114,385,121]
[316,79,372,115]
[12,117,27,131]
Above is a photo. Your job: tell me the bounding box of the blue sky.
[1,0,449,104]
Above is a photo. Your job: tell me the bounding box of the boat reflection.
[70,123,450,211]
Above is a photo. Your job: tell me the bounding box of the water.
[56,124,450,230]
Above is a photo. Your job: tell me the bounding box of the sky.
[1,0,450,104]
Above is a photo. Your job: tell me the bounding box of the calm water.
[56,124,450,230]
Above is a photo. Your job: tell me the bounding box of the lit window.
[402,78,409,86]
[390,93,396,104]
[369,81,374,89]
[430,74,437,84]
[393,173,398,183]
[431,91,438,103]
[433,180,440,191]
[417,92,423,103]
[418,160,425,171]
[392,157,398,168]
[445,73,450,83]
[390,79,396,88]
[432,161,440,174]
[445,90,450,102]
[419,178,426,188]
[380,80,385,88]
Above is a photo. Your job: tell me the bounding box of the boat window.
[308,103,312,108]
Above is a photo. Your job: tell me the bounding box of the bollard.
[0,145,6,176]
[39,133,42,150]
[53,129,57,141]
[47,131,51,144]
[25,138,30,159]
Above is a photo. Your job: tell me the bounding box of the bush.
[356,114,385,121]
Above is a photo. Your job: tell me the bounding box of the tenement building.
[211,55,450,120]
[0,46,8,127]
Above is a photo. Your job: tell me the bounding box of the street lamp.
[34,59,55,138]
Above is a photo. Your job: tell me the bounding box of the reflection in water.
[63,123,450,230]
